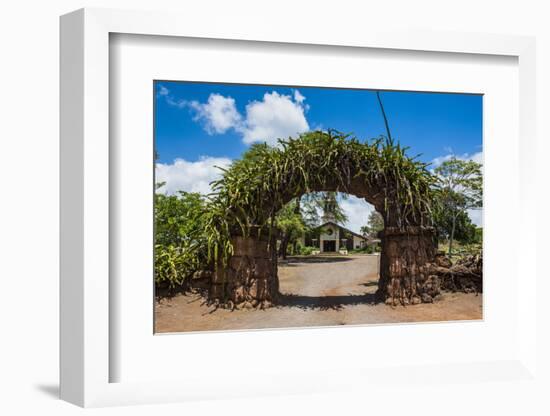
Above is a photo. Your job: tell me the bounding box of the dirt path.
[155,255,482,333]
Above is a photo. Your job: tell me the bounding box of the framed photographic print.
[60,7,538,408]
[152,80,484,334]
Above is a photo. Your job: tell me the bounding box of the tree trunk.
[211,226,438,308]
[377,226,438,305]
[448,213,457,256]
[279,234,290,260]
[210,235,279,308]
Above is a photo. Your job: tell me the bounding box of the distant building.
[311,221,371,253]
[305,194,380,253]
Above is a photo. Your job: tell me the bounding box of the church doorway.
[322,240,336,252]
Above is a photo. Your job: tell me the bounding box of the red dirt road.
[155,254,482,333]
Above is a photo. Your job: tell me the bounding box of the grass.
[438,240,482,263]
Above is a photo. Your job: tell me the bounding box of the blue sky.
[154,81,483,231]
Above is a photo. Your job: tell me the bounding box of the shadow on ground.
[279,256,354,267]
[34,384,59,399]
[277,292,378,311]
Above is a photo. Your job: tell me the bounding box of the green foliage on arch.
[202,130,435,266]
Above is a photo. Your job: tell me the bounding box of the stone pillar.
[377,226,438,305]
[210,235,279,308]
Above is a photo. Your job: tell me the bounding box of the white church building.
[314,221,369,253]
[304,194,379,254]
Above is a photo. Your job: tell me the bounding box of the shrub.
[350,244,380,254]
[154,191,210,288]
[154,244,187,288]
[299,246,317,255]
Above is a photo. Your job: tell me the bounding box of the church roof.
[316,221,368,241]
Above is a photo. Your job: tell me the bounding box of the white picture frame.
[60,7,538,408]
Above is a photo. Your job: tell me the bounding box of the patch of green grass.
[438,240,482,263]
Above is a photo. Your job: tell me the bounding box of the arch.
[204,130,438,307]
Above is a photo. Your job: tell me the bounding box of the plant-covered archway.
[204,130,438,307]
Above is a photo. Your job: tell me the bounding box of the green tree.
[361,211,384,237]
[300,191,348,226]
[276,199,306,259]
[300,196,321,227]
[472,227,483,246]
[433,203,477,244]
[433,157,482,255]
[154,189,209,287]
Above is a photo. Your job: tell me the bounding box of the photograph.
[153,81,483,333]
[2,0,545,412]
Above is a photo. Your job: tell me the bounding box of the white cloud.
[160,88,310,146]
[158,85,187,108]
[166,96,187,108]
[189,94,242,135]
[293,89,305,104]
[470,151,483,165]
[159,88,242,132]
[158,85,169,96]
[430,154,453,168]
[155,156,232,195]
[431,151,483,169]
[174,90,310,146]
[239,91,309,145]
[339,195,376,234]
